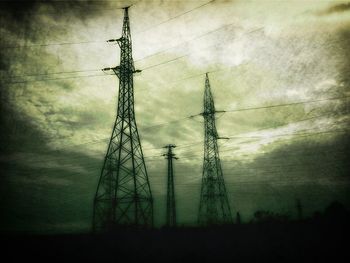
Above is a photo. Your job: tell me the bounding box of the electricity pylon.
[198,73,232,226]
[163,144,178,227]
[92,7,153,231]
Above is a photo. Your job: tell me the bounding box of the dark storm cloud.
[0,1,38,22]
[0,0,115,152]
[1,0,349,233]
[337,23,350,90]
[0,103,48,153]
[0,0,125,62]
[222,133,350,218]
[319,2,350,15]
[0,1,121,232]
[0,148,102,233]
[248,133,350,180]
[0,0,119,17]
[0,0,120,48]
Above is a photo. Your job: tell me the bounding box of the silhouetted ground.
[1,203,349,262]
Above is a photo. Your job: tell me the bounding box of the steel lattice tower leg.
[92,7,153,232]
[163,144,177,227]
[198,73,232,226]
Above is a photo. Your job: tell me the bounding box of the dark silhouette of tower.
[198,73,232,226]
[163,144,178,227]
[92,7,153,231]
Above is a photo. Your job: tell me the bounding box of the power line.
[117,146,349,175]
[139,31,239,71]
[0,4,128,16]
[228,112,348,139]
[148,160,349,180]
[5,143,346,173]
[141,93,344,138]
[3,73,114,84]
[34,148,350,177]
[2,31,237,82]
[4,24,261,80]
[0,114,195,156]
[153,62,249,92]
[189,95,350,118]
[3,106,346,168]
[2,41,223,83]
[0,40,107,49]
[0,0,215,50]
[14,160,347,188]
[30,116,194,152]
[150,177,349,186]
[217,128,349,158]
[227,128,349,140]
[135,0,215,34]
[140,116,192,130]
[154,110,346,153]
[231,110,346,135]
[148,160,349,183]
[6,69,101,79]
[134,13,242,63]
[224,96,350,113]
[45,109,342,153]
[3,50,229,84]
[138,27,262,71]
[141,55,188,71]
[5,103,345,154]
[149,165,350,186]
[169,129,349,160]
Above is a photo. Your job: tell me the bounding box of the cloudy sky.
[0,0,349,233]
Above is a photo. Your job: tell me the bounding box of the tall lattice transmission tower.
[163,144,178,227]
[198,73,232,226]
[92,7,153,231]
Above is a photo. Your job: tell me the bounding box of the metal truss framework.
[198,73,232,226]
[93,7,153,231]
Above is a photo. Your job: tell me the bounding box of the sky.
[0,0,349,233]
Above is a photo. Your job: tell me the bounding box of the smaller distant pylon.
[163,144,178,227]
